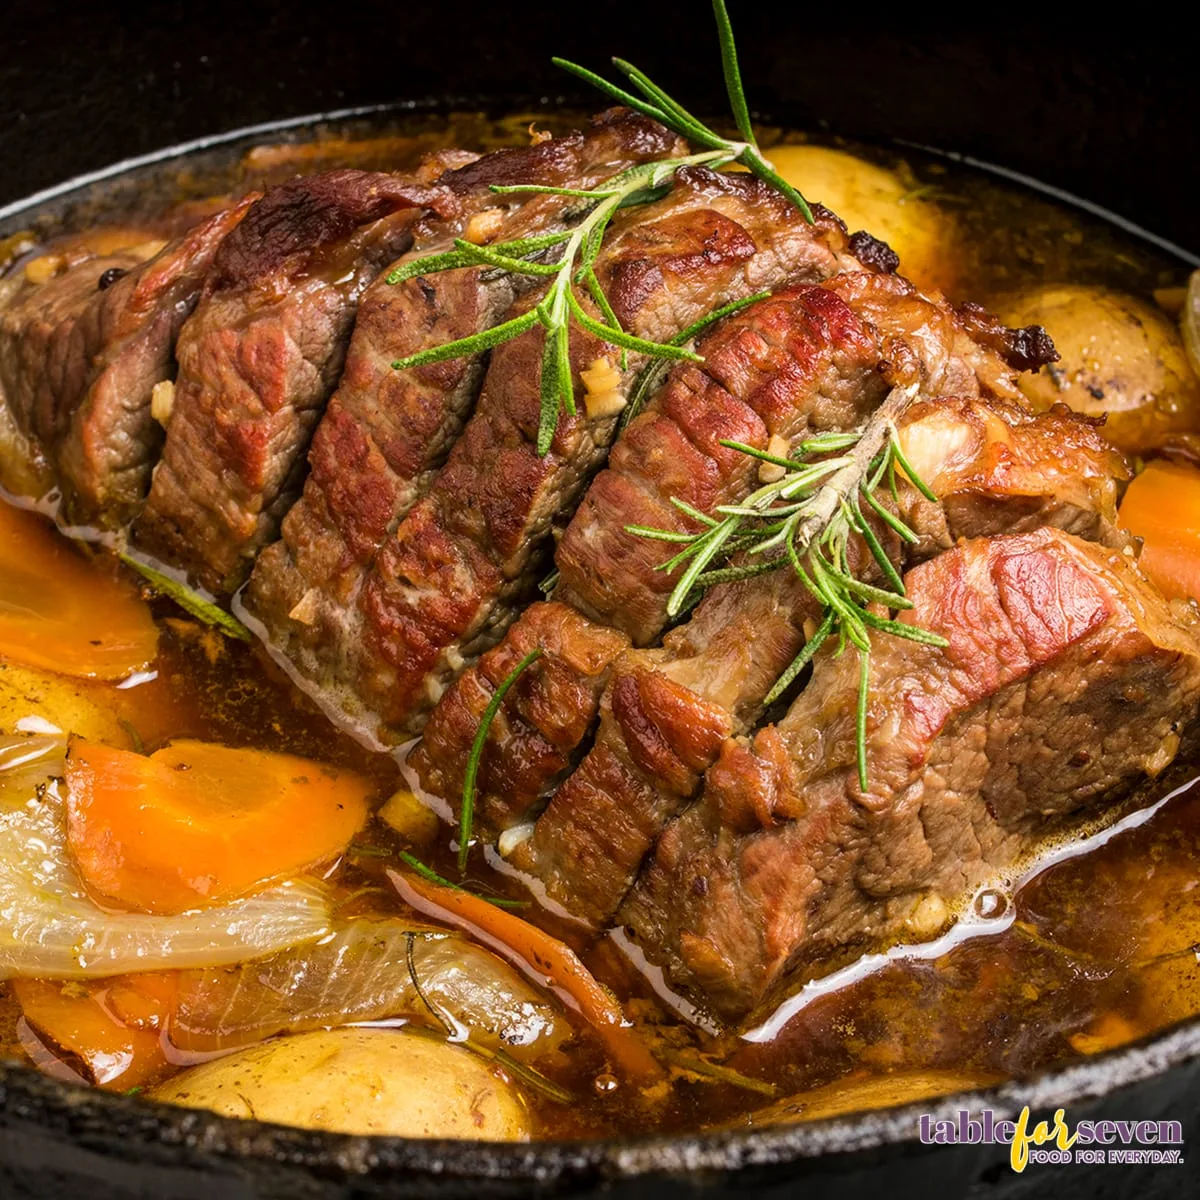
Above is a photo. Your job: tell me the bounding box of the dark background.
[1,2,1197,250]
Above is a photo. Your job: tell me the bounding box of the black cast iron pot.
[1,3,1198,1195]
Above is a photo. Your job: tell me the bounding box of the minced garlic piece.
[528,123,552,146]
[497,822,535,858]
[462,208,505,245]
[907,891,949,936]
[287,588,320,626]
[758,433,791,483]
[23,255,64,284]
[150,380,175,427]
[581,357,626,419]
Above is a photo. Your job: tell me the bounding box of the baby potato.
[995,284,1200,453]
[767,144,956,293]
[150,1028,532,1140]
[0,660,131,746]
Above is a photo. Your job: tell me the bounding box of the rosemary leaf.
[667,517,741,616]
[799,431,862,454]
[692,556,785,590]
[387,249,476,286]
[492,1047,576,1105]
[738,146,815,224]
[490,184,618,199]
[550,57,670,123]
[671,290,772,347]
[841,574,914,609]
[711,0,757,149]
[889,430,941,502]
[845,492,907,595]
[119,554,251,641]
[855,650,871,791]
[620,359,671,430]
[860,479,920,544]
[397,850,530,910]
[622,524,700,543]
[616,184,676,209]
[450,239,564,276]
[565,289,702,362]
[392,307,542,372]
[407,931,456,1038]
[763,610,835,707]
[719,438,798,471]
[611,58,727,153]
[488,231,576,256]
[459,648,543,873]
[859,610,950,647]
[539,328,566,456]
[664,1047,778,1097]
[669,496,721,527]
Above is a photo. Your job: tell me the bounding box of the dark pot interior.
[1,3,1198,1195]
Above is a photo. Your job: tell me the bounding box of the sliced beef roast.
[553,271,1029,643]
[405,600,631,836]
[242,111,686,713]
[133,168,460,595]
[517,393,1128,925]
[409,280,885,836]
[421,278,1054,854]
[621,527,1200,1022]
[0,207,249,522]
[316,171,867,744]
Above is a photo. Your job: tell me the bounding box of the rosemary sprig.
[625,386,950,790]
[555,1,812,222]
[663,1049,779,1097]
[397,850,529,910]
[118,553,251,641]
[388,0,811,457]
[459,648,543,873]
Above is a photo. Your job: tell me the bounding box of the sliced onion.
[0,795,330,979]
[1185,270,1200,382]
[0,732,67,809]
[170,917,568,1062]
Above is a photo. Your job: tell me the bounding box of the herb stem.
[459,648,543,873]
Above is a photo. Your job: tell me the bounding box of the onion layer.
[0,795,330,979]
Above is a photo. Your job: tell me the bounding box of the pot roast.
[3,108,1198,1031]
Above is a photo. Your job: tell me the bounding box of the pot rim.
[3,1015,1198,1180]
[2,100,1197,270]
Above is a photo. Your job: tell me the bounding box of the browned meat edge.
[133,168,459,595]
[0,205,250,526]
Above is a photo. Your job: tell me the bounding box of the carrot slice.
[65,738,371,914]
[12,976,169,1090]
[1119,459,1200,601]
[389,868,663,1083]
[0,502,157,680]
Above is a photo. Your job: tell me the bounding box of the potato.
[150,1028,532,1140]
[767,144,956,293]
[996,284,1200,453]
[0,660,131,746]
